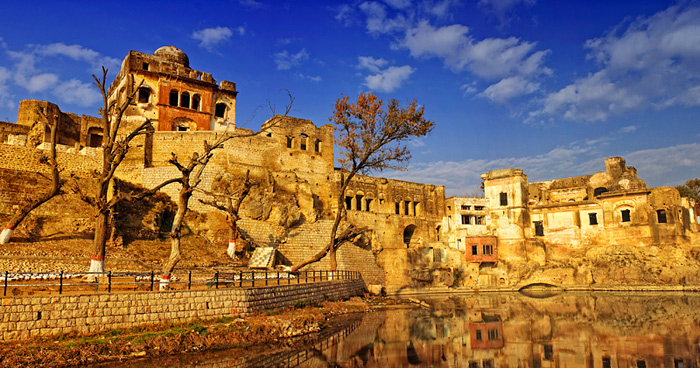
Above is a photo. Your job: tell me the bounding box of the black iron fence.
[0,269,362,297]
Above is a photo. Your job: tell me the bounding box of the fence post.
[188,271,192,290]
[265,270,268,286]
[108,271,112,293]
[276,271,279,286]
[251,270,255,288]
[150,271,154,291]
[59,271,63,295]
[239,271,242,288]
[3,271,7,297]
[215,271,219,289]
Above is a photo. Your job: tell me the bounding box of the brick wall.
[0,279,365,341]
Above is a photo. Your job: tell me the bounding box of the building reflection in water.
[288,293,700,368]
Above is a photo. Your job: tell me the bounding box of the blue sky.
[0,0,699,196]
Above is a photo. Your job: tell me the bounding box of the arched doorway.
[403,225,417,247]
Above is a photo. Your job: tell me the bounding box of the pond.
[105,292,700,367]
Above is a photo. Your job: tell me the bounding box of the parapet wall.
[0,279,365,341]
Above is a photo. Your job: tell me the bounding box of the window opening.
[487,329,499,340]
[483,360,494,368]
[462,214,472,225]
[621,209,631,222]
[169,89,178,106]
[461,205,470,210]
[314,139,321,152]
[395,202,400,214]
[138,87,150,103]
[657,209,667,223]
[475,216,485,225]
[637,361,646,368]
[180,92,190,108]
[300,134,308,150]
[589,213,598,225]
[483,244,493,256]
[456,238,462,250]
[500,192,508,206]
[142,62,149,71]
[603,357,611,368]
[365,198,372,212]
[471,245,478,256]
[191,94,200,110]
[404,201,410,215]
[286,136,293,148]
[215,103,227,118]
[544,344,553,361]
[534,221,544,236]
[345,196,352,210]
[413,202,419,216]
[177,126,190,132]
[474,206,484,211]
[594,187,609,196]
[675,359,685,368]
[475,329,482,341]
[355,195,363,211]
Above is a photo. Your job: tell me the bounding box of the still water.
[116,292,700,367]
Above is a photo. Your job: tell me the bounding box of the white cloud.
[192,26,234,50]
[402,20,550,80]
[425,0,459,17]
[298,74,322,83]
[274,49,310,70]
[34,43,119,71]
[52,79,101,107]
[536,3,700,122]
[359,1,410,34]
[0,67,11,110]
[480,76,539,102]
[364,65,414,92]
[357,56,389,73]
[26,73,59,93]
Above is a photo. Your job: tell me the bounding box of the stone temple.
[0,46,698,291]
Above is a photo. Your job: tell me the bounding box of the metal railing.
[0,269,362,297]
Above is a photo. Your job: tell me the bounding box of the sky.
[0,0,699,197]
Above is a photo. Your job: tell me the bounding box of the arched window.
[657,209,667,223]
[300,134,308,150]
[169,89,178,106]
[314,139,321,152]
[180,92,190,108]
[191,94,200,110]
[138,87,150,103]
[215,103,227,118]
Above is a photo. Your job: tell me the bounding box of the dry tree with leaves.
[291,92,434,272]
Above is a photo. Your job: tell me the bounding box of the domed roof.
[154,46,189,67]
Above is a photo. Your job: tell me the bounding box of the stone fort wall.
[0,279,365,341]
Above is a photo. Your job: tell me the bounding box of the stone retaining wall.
[0,279,365,341]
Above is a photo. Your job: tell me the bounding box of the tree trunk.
[160,186,189,290]
[227,219,238,259]
[88,211,109,279]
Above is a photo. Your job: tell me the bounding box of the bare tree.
[75,68,153,275]
[0,112,63,244]
[292,92,434,272]
[198,169,257,259]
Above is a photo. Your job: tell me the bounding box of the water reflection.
[116,293,700,367]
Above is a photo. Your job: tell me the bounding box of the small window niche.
[355,195,363,211]
[138,87,150,104]
[142,62,149,71]
[589,213,598,225]
[191,94,200,110]
[180,92,190,108]
[499,192,508,206]
[215,103,227,118]
[314,139,321,152]
[300,134,308,150]
[345,196,353,210]
[657,209,667,223]
[169,89,178,106]
[395,202,400,215]
[621,209,631,223]
[534,221,544,236]
[286,136,293,149]
[471,245,478,256]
